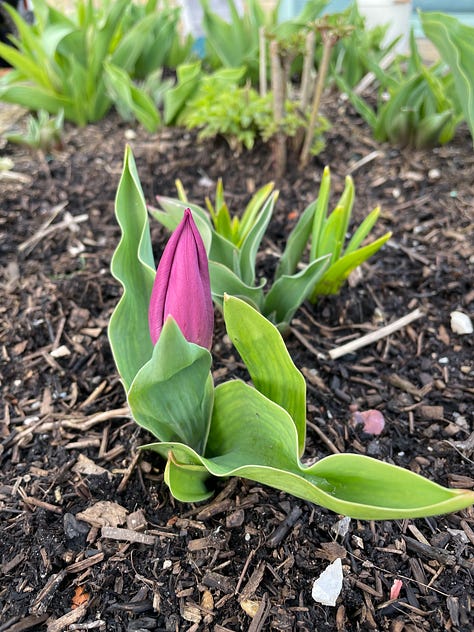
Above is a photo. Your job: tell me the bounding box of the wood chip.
[47,602,88,632]
[202,571,235,594]
[101,526,157,545]
[76,501,128,528]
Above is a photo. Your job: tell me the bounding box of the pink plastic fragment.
[390,579,403,600]
[352,409,385,435]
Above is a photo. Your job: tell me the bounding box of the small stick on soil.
[267,506,302,548]
[328,308,424,359]
[306,420,341,454]
[46,602,88,632]
[117,451,140,493]
[19,494,62,515]
[0,614,49,632]
[31,569,67,615]
[247,593,271,632]
[347,150,382,175]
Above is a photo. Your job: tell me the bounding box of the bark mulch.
[0,97,473,631]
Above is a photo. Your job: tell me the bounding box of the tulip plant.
[151,177,329,332]
[151,166,391,328]
[108,146,474,520]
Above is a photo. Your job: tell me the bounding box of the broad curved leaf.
[223,296,306,454]
[109,146,155,390]
[128,318,213,455]
[263,255,330,330]
[143,381,474,519]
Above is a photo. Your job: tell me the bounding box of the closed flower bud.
[149,208,213,349]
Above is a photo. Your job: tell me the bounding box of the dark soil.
[1,97,473,632]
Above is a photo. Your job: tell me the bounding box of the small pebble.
[450,311,473,335]
[311,558,343,607]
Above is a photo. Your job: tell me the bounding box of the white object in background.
[357,0,412,54]
[450,311,473,335]
[178,0,244,38]
[311,558,344,606]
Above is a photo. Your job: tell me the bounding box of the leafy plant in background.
[338,31,462,149]
[0,0,183,128]
[420,11,474,146]
[151,165,390,328]
[178,65,329,153]
[108,146,474,519]
[6,108,64,152]
[200,0,328,85]
[276,166,391,301]
[329,4,398,89]
[119,0,194,79]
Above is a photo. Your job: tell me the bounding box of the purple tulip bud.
[149,208,214,349]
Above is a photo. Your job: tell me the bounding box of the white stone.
[311,558,343,607]
[450,311,473,335]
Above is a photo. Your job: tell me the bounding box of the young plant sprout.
[109,147,474,520]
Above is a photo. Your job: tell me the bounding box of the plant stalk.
[270,38,287,178]
[259,26,267,97]
[299,33,334,168]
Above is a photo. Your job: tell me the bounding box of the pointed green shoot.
[310,232,392,299]
[263,255,330,331]
[310,166,331,260]
[275,199,317,279]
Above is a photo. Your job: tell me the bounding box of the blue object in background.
[277,0,474,30]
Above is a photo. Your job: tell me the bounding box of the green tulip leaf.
[209,261,264,310]
[263,255,330,330]
[420,11,474,144]
[128,317,213,455]
[237,192,276,286]
[143,380,474,518]
[310,232,391,299]
[276,198,317,279]
[223,295,306,455]
[109,146,155,391]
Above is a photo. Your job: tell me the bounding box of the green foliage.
[177,66,329,154]
[109,169,474,518]
[177,177,275,249]
[329,4,398,88]
[154,165,390,321]
[152,178,329,332]
[163,61,203,125]
[118,0,193,78]
[201,0,328,84]
[0,0,182,126]
[276,166,391,300]
[420,11,474,145]
[6,109,64,152]
[338,30,462,149]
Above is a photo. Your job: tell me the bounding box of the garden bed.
[1,97,473,631]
